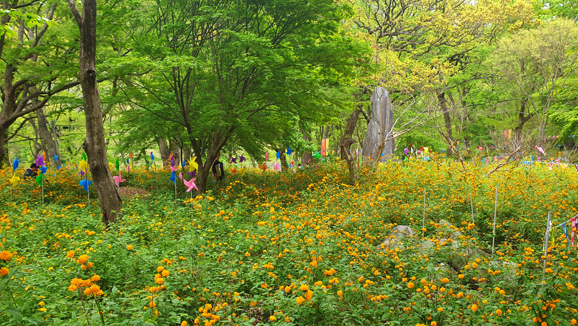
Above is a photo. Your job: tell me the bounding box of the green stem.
[93,294,105,326]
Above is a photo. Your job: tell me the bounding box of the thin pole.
[492,185,498,258]
[543,212,551,273]
[422,188,427,238]
[41,177,44,204]
[174,180,177,199]
[87,174,90,208]
[470,193,474,224]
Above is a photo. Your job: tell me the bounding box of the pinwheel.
[35,154,47,203]
[113,171,125,187]
[169,156,177,197]
[36,154,44,168]
[404,148,409,156]
[274,162,281,171]
[115,158,120,171]
[230,157,237,164]
[150,152,155,167]
[10,157,19,198]
[79,179,92,192]
[184,178,198,192]
[187,158,198,172]
[232,167,238,175]
[265,152,269,161]
[276,151,280,160]
[535,146,546,155]
[10,174,20,187]
[313,152,321,160]
[239,155,246,163]
[260,163,267,172]
[179,172,183,180]
[287,147,292,155]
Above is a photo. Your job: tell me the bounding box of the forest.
[2,0,578,325]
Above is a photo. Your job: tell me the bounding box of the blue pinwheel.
[79,179,93,192]
[287,147,292,155]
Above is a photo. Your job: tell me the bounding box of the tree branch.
[67,0,82,28]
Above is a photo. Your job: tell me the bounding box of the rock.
[362,87,394,161]
[376,225,415,250]
[436,219,463,239]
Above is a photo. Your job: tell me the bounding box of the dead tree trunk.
[438,91,453,143]
[68,0,122,226]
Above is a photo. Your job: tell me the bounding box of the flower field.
[1,159,578,325]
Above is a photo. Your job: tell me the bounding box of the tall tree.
[0,1,79,165]
[118,0,362,193]
[491,19,578,145]
[67,0,122,226]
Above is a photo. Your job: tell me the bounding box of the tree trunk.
[0,127,8,167]
[36,107,61,167]
[438,91,453,142]
[279,146,288,170]
[159,138,170,167]
[68,0,122,226]
[340,108,361,160]
[301,129,313,165]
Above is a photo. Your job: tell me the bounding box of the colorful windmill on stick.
[169,154,178,198]
[35,155,47,203]
[10,157,19,200]
[79,154,91,207]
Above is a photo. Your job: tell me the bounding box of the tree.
[67,0,122,226]
[0,1,80,166]
[491,19,578,144]
[117,0,363,193]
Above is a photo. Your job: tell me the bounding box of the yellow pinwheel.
[10,174,20,187]
[79,160,87,173]
[188,158,198,172]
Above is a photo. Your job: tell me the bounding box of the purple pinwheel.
[36,154,45,167]
[184,178,198,192]
[230,157,237,163]
[404,148,409,156]
[239,155,246,163]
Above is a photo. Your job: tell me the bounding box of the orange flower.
[155,278,164,285]
[0,267,9,276]
[77,255,89,264]
[126,245,133,250]
[0,250,13,261]
[296,296,306,305]
[66,250,75,258]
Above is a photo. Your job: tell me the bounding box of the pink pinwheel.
[170,165,178,172]
[184,178,198,192]
[112,171,125,187]
[179,172,183,180]
[274,162,281,171]
[265,152,269,161]
[535,146,546,155]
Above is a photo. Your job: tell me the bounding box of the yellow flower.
[437,307,443,312]
[496,309,503,316]
[407,282,414,289]
[299,284,309,291]
[431,322,437,326]
[304,290,313,301]
[155,278,164,285]
[66,250,75,258]
[91,275,100,282]
[296,296,306,305]
[157,266,165,272]
[126,245,133,250]
[38,301,45,306]
[337,290,343,296]
[162,270,169,277]
[37,308,47,312]
[471,304,478,312]
[181,322,188,326]
[0,250,13,261]
[270,316,277,321]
